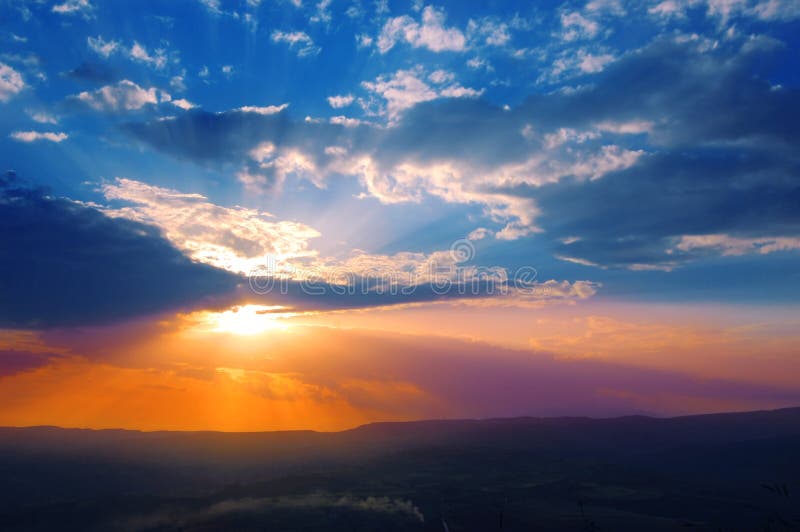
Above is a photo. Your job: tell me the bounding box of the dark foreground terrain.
[1,407,800,531]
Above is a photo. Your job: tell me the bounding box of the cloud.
[543,49,618,83]
[327,94,354,108]
[361,67,482,122]
[310,0,333,23]
[119,37,800,260]
[645,0,800,21]
[27,110,58,124]
[10,131,68,143]
[585,0,627,15]
[100,178,321,276]
[171,98,196,110]
[561,11,600,41]
[73,80,170,111]
[0,63,26,102]
[377,5,466,53]
[86,37,170,70]
[198,0,222,13]
[0,172,592,331]
[648,0,689,18]
[0,349,62,377]
[51,0,92,15]
[674,234,800,256]
[0,177,236,328]
[271,30,320,56]
[466,17,511,47]
[235,103,289,115]
[329,115,369,127]
[356,34,373,48]
[87,36,120,58]
[747,0,800,20]
[94,179,594,311]
[129,42,168,69]
[538,150,800,269]
[170,73,186,91]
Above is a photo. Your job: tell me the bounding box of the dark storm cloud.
[522,149,800,267]
[0,177,238,328]
[518,36,799,149]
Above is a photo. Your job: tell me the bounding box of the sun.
[197,305,294,336]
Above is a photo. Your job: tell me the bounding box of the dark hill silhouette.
[1,407,800,530]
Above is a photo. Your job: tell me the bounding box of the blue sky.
[2,0,800,326]
[3,0,800,429]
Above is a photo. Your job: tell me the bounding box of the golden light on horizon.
[191,304,298,336]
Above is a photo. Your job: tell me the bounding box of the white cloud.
[101,178,321,275]
[271,30,321,56]
[361,67,482,123]
[130,42,168,69]
[648,0,688,18]
[706,0,749,20]
[310,0,333,23]
[645,0,799,22]
[329,115,367,127]
[594,120,654,134]
[52,0,92,15]
[377,5,467,53]
[0,63,26,102]
[88,37,171,70]
[428,69,455,84]
[545,49,617,81]
[561,11,600,41]
[235,103,289,114]
[586,0,626,14]
[87,36,120,57]
[356,34,374,48]
[170,73,187,92]
[198,0,222,13]
[327,94,355,108]
[240,143,322,191]
[97,182,591,303]
[578,51,616,72]
[466,57,493,71]
[27,110,58,124]
[674,234,800,256]
[439,85,483,98]
[74,80,169,112]
[466,18,511,47]
[10,131,68,143]
[171,98,196,110]
[324,128,640,239]
[749,0,800,20]
[468,227,492,240]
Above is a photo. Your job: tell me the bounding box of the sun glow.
[194,305,296,335]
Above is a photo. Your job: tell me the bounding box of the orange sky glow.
[2,300,799,432]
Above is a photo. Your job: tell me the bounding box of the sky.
[1,0,799,431]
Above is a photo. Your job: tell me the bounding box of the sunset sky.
[1,0,799,431]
